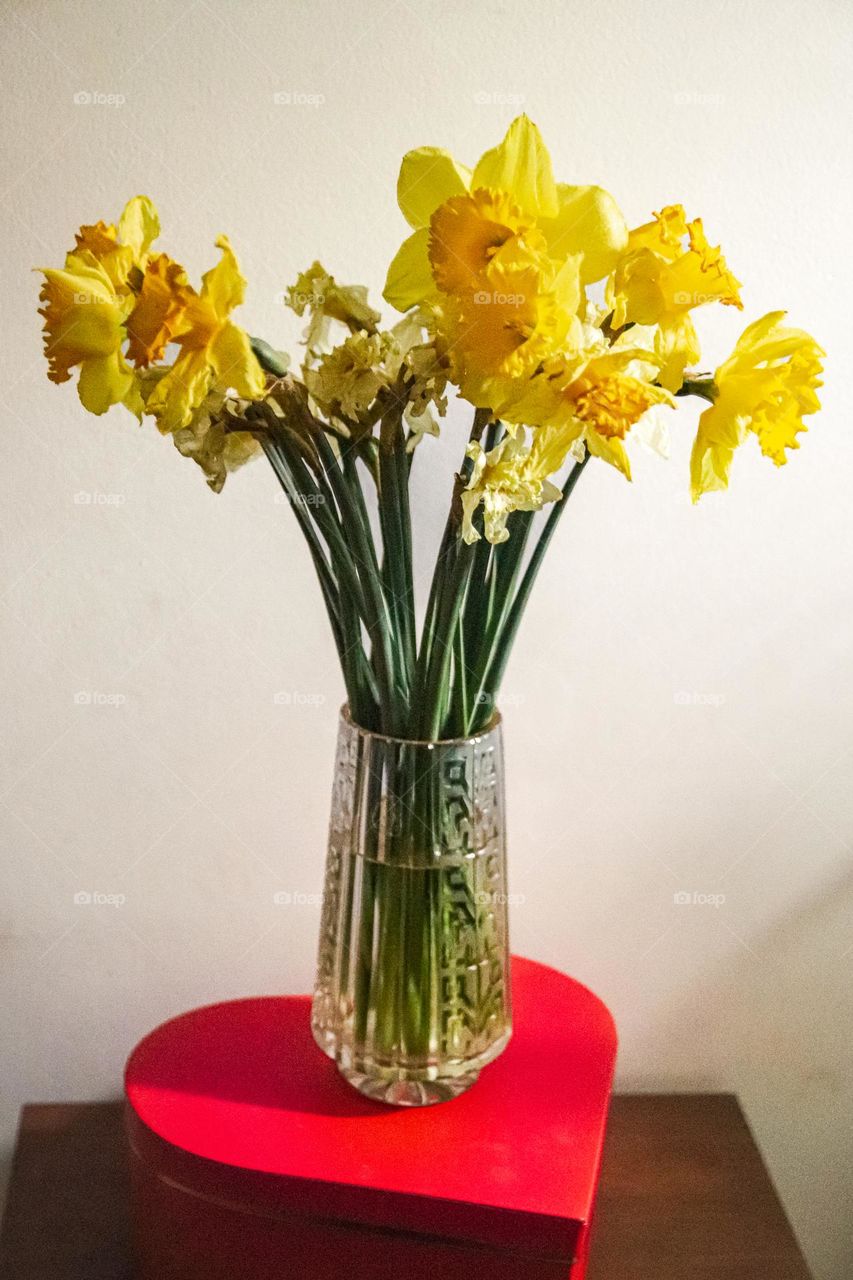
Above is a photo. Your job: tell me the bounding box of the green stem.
[477,452,590,721]
[250,336,289,378]
[420,540,475,741]
[269,424,385,726]
[676,375,717,403]
[411,407,490,737]
[395,423,417,685]
[465,509,535,731]
[262,436,373,714]
[313,430,400,735]
[377,405,416,702]
[447,570,473,738]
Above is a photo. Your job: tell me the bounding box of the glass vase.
[311,706,512,1106]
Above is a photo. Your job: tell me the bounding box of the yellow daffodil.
[398,341,447,414]
[37,194,200,414]
[502,340,673,480]
[462,425,567,544]
[690,312,824,501]
[36,155,825,524]
[607,205,743,393]
[384,116,627,312]
[305,331,391,422]
[286,261,380,361]
[134,369,261,490]
[381,314,449,444]
[146,235,265,433]
[436,244,583,411]
[38,253,141,416]
[305,318,450,441]
[71,196,198,372]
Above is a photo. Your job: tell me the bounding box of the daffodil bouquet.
[38,118,825,1100]
[38,117,824,742]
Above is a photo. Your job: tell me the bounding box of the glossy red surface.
[125,956,616,1269]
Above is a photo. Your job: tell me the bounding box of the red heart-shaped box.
[125,956,617,1279]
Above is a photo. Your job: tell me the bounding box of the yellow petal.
[655,313,700,393]
[683,219,742,309]
[147,349,212,433]
[72,223,136,291]
[483,497,512,544]
[586,428,631,479]
[117,196,160,263]
[73,222,118,260]
[38,263,128,383]
[172,412,261,492]
[627,206,688,261]
[753,400,808,466]
[201,235,247,317]
[383,227,434,311]
[122,373,145,421]
[690,402,746,501]
[542,184,628,283]
[721,309,820,374]
[461,489,482,544]
[528,420,582,477]
[77,350,135,416]
[606,247,666,328]
[209,322,266,399]
[397,146,470,229]
[472,115,558,219]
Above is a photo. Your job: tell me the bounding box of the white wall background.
[1,0,851,1274]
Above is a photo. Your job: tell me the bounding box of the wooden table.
[0,1095,812,1279]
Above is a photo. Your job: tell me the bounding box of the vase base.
[339,1066,480,1107]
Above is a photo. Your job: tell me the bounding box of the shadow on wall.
[630,866,853,1280]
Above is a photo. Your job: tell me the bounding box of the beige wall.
[1,1,851,1275]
